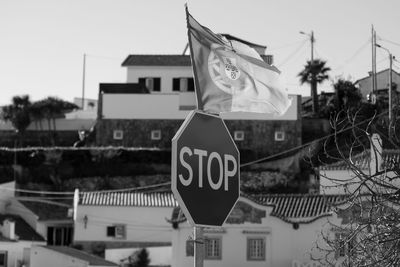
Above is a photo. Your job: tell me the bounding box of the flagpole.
[185,5,203,111]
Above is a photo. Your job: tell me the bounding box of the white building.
[0,214,46,267]
[170,193,345,267]
[319,133,400,195]
[74,190,177,265]
[30,246,117,267]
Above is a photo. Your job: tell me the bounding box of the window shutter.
[153,78,161,91]
[188,78,195,92]
[107,226,115,237]
[173,78,180,91]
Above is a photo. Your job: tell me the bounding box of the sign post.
[172,110,240,227]
[171,110,240,267]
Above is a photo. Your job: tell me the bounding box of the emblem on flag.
[186,6,291,115]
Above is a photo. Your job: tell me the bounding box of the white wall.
[171,198,333,267]
[357,70,400,98]
[0,181,15,213]
[105,246,172,266]
[126,66,193,93]
[0,119,95,131]
[0,241,45,267]
[320,169,398,195]
[101,93,298,120]
[74,206,174,243]
[30,246,87,267]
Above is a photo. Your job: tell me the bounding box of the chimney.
[370,133,383,174]
[1,218,16,240]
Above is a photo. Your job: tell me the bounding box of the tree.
[1,95,31,145]
[312,107,400,266]
[319,78,363,119]
[298,59,331,115]
[129,248,150,267]
[31,97,78,144]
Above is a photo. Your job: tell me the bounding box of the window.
[47,226,73,246]
[205,237,222,260]
[234,131,244,141]
[113,130,123,140]
[0,251,7,267]
[107,225,126,239]
[274,131,285,141]
[173,78,195,92]
[247,237,265,261]
[139,77,161,92]
[151,130,161,140]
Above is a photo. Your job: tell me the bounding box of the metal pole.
[82,53,86,110]
[194,226,204,267]
[371,25,376,93]
[389,53,393,137]
[311,31,314,63]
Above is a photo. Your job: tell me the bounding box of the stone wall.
[95,119,302,161]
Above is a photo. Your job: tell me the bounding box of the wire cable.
[277,39,308,68]
[1,110,390,194]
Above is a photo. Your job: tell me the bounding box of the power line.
[332,38,371,71]
[241,110,389,167]
[0,111,389,195]
[268,40,308,52]
[277,39,308,68]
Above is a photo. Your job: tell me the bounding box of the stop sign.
[171,110,240,227]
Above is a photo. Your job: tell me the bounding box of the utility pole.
[376,43,393,138]
[82,53,86,110]
[371,25,376,93]
[300,30,317,114]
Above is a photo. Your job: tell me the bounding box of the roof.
[43,246,117,266]
[0,214,45,241]
[354,68,400,84]
[170,193,346,225]
[99,83,149,94]
[80,191,178,207]
[122,55,192,67]
[247,194,346,223]
[19,200,72,221]
[121,54,273,67]
[320,149,400,171]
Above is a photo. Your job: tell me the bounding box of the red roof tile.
[80,191,178,207]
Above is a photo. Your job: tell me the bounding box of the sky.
[1,0,400,106]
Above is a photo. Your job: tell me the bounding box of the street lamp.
[375,43,394,136]
[300,31,314,63]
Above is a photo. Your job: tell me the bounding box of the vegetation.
[1,95,78,146]
[1,95,32,145]
[298,59,331,115]
[312,107,400,266]
[129,248,150,267]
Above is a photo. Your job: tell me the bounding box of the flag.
[186,7,292,115]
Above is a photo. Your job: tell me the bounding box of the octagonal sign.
[171,110,240,227]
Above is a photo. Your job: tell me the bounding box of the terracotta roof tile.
[80,191,178,207]
[0,214,45,241]
[44,246,117,266]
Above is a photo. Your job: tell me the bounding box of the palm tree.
[1,95,32,146]
[298,59,331,115]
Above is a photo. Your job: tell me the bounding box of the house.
[0,214,46,267]
[30,246,117,267]
[95,36,302,161]
[169,193,346,267]
[73,190,177,264]
[5,197,74,247]
[354,68,400,102]
[319,133,400,195]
